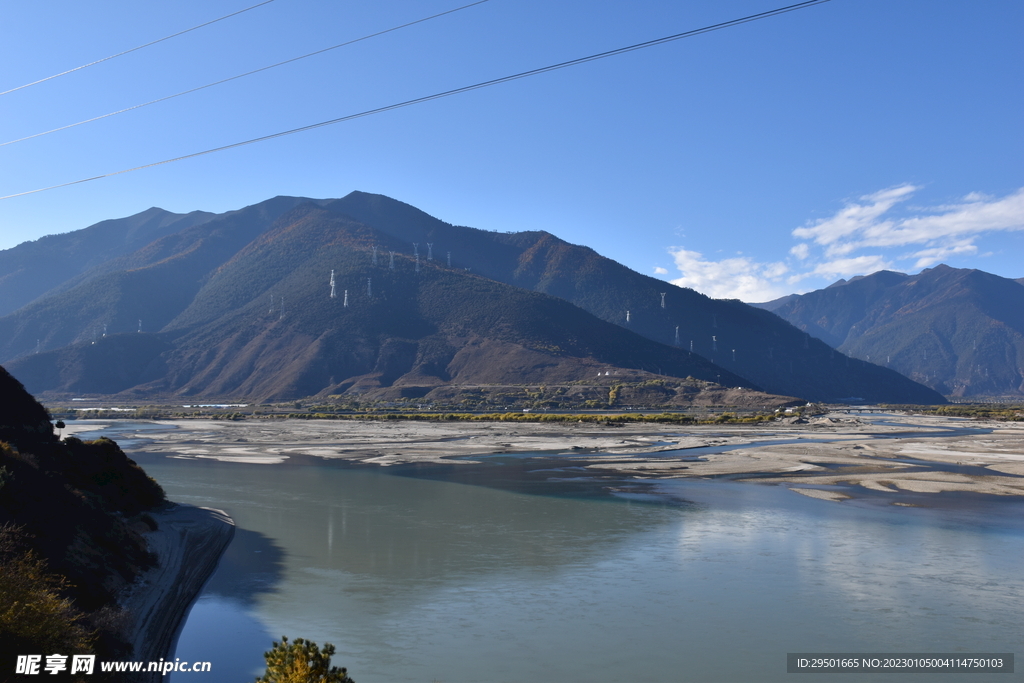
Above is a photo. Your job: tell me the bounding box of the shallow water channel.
[127,443,1024,683]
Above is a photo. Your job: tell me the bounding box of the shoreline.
[120,504,234,682]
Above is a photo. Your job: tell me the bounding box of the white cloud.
[668,248,790,302]
[653,266,668,275]
[909,240,977,269]
[792,185,1024,259]
[809,255,892,280]
[663,186,1024,303]
[792,184,916,251]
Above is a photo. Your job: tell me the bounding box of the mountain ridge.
[6,204,768,405]
[0,192,946,404]
[763,264,1024,397]
[0,207,218,318]
[316,192,943,403]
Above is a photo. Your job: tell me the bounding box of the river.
[122,441,1024,683]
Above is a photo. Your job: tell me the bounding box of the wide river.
[125,433,1024,683]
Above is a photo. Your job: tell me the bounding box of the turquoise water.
[134,453,1024,683]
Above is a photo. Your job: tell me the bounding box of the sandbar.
[73,412,1024,502]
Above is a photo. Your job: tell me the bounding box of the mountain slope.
[1,364,165,662]
[7,205,758,402]
[0,196,328,361]
[324,192,944,404]
[0,192,946,404]
[763,265,1024,397]
[0,207,216,317]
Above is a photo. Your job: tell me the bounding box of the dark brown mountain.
[5,204,759,403]
[320,192,944,404]
[758,265,1024,397]
[0,192,946,404]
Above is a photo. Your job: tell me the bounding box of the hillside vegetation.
[325,192,944,403]
[0,365,166,671]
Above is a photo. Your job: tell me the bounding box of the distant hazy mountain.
[0,207,217,317]
[0,197,325,362]
[0,193,945,404]
[758,265,1024,397]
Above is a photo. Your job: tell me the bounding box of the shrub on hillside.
[0,524,96,673]
[256,636,354,683]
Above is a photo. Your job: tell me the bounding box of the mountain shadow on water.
[199,528,285,606]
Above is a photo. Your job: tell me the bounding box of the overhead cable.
[1,0,492,147]
[0,0,278,96]
[0,0,831,201]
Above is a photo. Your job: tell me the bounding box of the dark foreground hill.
[0,192,945,404]
[0,365,166,668]
[758,265,1024,397]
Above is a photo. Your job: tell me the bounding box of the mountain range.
[0,192,944,404]
[758,265,1024,397]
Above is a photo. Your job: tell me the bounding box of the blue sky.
[1,0,1021,302]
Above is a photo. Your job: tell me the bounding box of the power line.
[0,0,492,147]
[0,0,831,201]
[0,0,278,97]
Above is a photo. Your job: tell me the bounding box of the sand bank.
[88,412,1024,502]
[121,504,234,682]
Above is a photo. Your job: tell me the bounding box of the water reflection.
[137,454,688,682]
[660,480,1024,662]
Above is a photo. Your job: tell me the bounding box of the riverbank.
[120,504,234,682]
[68,412,1024,502]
